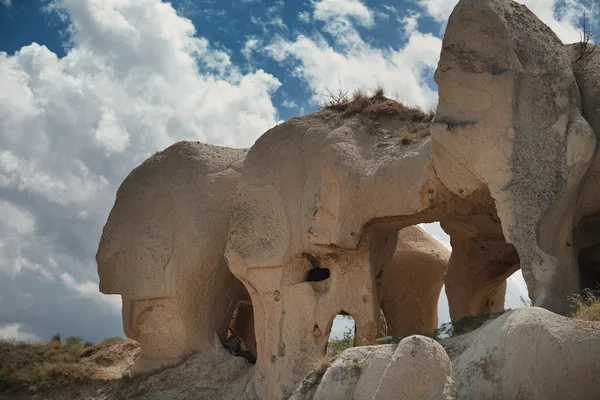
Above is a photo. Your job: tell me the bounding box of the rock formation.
[97,142,248,373]
[452,307,600,400]
[380,226,450,337]
[94,0,600,398]
[433,0,595,314]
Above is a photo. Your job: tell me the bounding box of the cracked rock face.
[97,141,248,373]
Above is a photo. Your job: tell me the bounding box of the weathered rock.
[97,141,248,373]
[225,102,442,399]
[453,307,600,400]
[290,335,455,400]
[373,336,455,400]
[225,98,512,398]
[571,44,600,291]
[380,226,450,337]
[442,220,519,320]
[434,0,596,314]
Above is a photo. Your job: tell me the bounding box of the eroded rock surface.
[380,226,450,337]
[433,0,596,313]
[97,141,248,373]
[453,307,600,400]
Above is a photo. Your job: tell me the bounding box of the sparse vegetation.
[65,336,83,346]
[436,310,509,338]
[573,11,598,77]
[571,288,600,322]
[0,336,131,393]
[319,82,434,122]
[0,339,93,392]
[101,337,125,345]
[327,324,354,358]
[375,310,510,344]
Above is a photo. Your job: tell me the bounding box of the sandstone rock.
[380,226,449,337]
[97,141,248,373]
[372,336,455,400]
[290,335,455,400]
[442,220,519,320]
[434,0,596,314]
[225,97,514,398]
[453,307,600,400]
[571,44,600,291]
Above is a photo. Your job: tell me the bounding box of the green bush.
[64,337,83,346]
[100,337,125,345]
[327,326,354,358]
[437,310,508,338]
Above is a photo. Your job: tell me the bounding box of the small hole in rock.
[307,267,331,282]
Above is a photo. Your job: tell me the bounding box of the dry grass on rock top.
[319,86,434,147]
[572,288,600,322]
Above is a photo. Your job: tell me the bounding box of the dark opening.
[307,267,331,282]
[303,253,331,282]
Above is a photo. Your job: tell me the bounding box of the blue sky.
[0,0,594,342]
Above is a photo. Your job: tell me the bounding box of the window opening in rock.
[326,313,355,358]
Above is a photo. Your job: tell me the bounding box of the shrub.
[375,336,401,345]
[64,336,83,346]
[101,336,125,346]
[437,310,508,338]
[571,288,600,322]
[327,325,354,358]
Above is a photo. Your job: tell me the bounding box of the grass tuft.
[572,288,600,322]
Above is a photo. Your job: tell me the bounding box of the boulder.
[290,335,455,400]
[97,141,248,373]
[453,307,600,400]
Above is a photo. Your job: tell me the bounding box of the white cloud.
[0,201,36,276]
[1,0,11,8]
[17,292,34,301]
[298,11,311,23]
[0,0,280,338]
[282,99,298,108]
[313,0,374,28]
[59,272,121,314]
[417,0,587,43]
[0,323,42,342]
[383,5,398,14]
[266,13,441,108]
[242,37,260,60]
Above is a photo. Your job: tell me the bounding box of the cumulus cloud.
[1,0,11,9]
[0,323,41,342]
[0,0,280,340]
[313,0,375,28]
[266,0,441,108]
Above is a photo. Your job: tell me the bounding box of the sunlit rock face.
[97,142,248,373]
